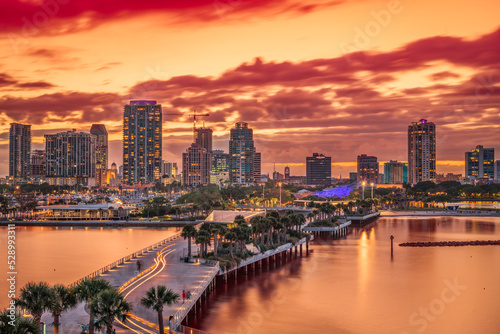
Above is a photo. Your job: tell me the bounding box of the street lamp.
[370,182,374,200]
[278,182,282,206]
[362,181,366,200]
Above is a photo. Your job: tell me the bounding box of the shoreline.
[0,220,197,227]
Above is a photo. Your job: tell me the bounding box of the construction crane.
[164,110,210,130]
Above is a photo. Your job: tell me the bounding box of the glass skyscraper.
[465,145,494,179]
[9,123,31,181]
[90,124,108,187]
[306,153,331,185]
[123,100,162,184]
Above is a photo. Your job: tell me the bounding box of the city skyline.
[1,0,499,177]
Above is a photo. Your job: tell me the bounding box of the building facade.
[284,166,290,180]
[9,123,31,181]
[194,127,213,153]
[182,143,210,186]
[306,153,331,186]
[123,100,162,184]
[31,149,46,178]
[45,130,96,186]
[90,124,108,187]
[495,160,500,182]
[229,122,255,184]
[383,160,408,184]
[408,119,436,184]
[357,154,379,184]
[465,145,495,180]
[253,151,261,183]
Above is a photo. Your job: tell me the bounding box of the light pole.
[370,182,374,200]
[278,182,282,206]
[362,181,366,200]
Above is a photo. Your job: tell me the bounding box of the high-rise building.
[284,166,290,180]
[30,149,46,178]
[211,150,229,173]
[253,151,261,183]
[357,154,379,184]
[384,160,408,184]
[123,100,162,184]
[182,143,210,186]
[408,119,436,184]
[9,123,31,181]
[349,172,357,181]
[229,122,255,184]
[465,145,495,179]
[161,161,177,177]
[90,124,108,187]
[306,153,331,185]
[194,127,213,153]
[495,160,500,181]
[45,129,96,186]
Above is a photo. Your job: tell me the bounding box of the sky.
[1,0,499,177]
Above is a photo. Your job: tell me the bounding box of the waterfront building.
[465,145,495,180]
[384,160,408,184]
[45,129,96,186]
[123,100,162,184]
[182,143,210,186]
[90,124,108,187]
[253,151,261,183]
[357,154,379,184]
[229,122,255,184]
[30,149,46,179]
[408,119,436,184]
[306,153,331,186]
[9,123,31,181]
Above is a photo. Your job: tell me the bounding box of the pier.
[303,220,351,238]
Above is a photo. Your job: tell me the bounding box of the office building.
[9,123,31,181]
[123,100,162,184]
[45,129,96,186]
[357,154,379,184]
[30,149,46,178]
[349,172,357,181]
[306,153,331,186]
[408,119,436,184]
[284,166,290,180]
[90,124,108,187]
[161,161,177,177]
[182,143,210,186]
[253,151,261,183]
[229,122,255,184]
[465,145,494,179]
[212,150,229,173]
[384,160,408,184]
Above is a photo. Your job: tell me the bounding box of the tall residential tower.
[90,124,108,187]
[229,122,255,184]
[123,100,162,184]
[408,119,436,184]
[465,145,494,180]
[9,123,31,181]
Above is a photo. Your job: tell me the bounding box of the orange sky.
[1,0,499,176]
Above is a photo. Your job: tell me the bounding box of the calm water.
[0,226,178,308]
[190,217,500,334]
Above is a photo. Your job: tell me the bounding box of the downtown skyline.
[1,0,499,177]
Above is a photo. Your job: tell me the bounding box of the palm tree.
[73,278,113,334]
[16,282,53,328]
[49,284,77,334]
[0,309,40,334]
[141,285,180,334]
[181,225,198,259]
[225,231,237,257]
[195,230,211,258]
[91,289,131,334]
[280,216,290,242]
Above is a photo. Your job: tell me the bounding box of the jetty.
[399,240,500,247]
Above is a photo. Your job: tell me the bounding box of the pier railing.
[220,237,308,275]
[303,220,351,232]
[170,265,220,331]
[67,231,182,288]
